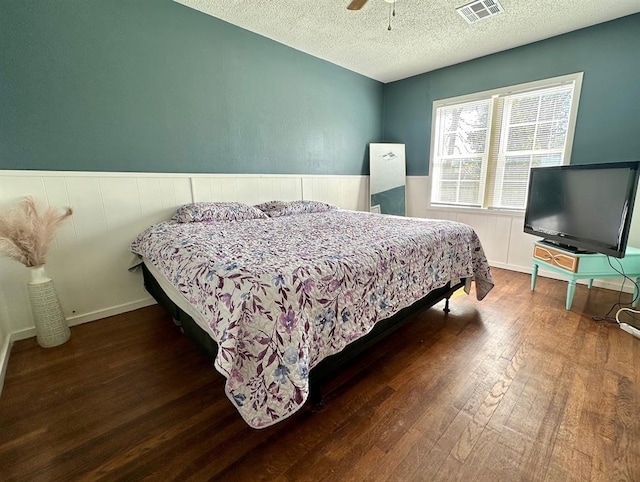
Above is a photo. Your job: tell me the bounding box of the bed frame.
[141,264,466,406]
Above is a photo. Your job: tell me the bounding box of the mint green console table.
[531,241,640,310]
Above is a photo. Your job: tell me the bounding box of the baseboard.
[66,297,157,326]
[11,297,158,342]
[489,261,531,274]
[0,332,12,397]
[488,261,636,293]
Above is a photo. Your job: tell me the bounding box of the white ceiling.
[175,0,640,83]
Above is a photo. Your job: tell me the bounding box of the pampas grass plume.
[0,196,73,267]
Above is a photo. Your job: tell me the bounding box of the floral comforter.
[131,210,493,428]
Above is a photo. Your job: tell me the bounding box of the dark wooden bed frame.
[141,264,466,406]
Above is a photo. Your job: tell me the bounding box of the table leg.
[531,264,539,291]
[588,279,594,289]
[633,278,640,308]
[566,280,576,310]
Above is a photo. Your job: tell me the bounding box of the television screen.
[524,161,640,258]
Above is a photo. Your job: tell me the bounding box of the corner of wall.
[0,293,12,396]
[0,331,12,397]
[381,84,387,141]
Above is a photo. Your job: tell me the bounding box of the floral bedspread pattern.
[131,210,493,428]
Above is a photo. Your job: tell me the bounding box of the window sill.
[426,204,525,218]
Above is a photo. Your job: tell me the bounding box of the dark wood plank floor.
[1,268,639,481]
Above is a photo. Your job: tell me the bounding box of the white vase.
[27,265,70,348]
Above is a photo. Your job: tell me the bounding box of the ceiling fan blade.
[347,0,368,10]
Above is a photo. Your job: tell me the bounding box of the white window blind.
[430,74,582,211]
[431,98,492,206]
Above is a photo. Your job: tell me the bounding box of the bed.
[131,201,494,428]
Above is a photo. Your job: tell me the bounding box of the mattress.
[142,257,214,338]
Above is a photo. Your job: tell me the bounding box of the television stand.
[531,241,640,310]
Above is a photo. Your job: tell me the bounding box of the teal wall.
[0,0,382,174]
[383,14,640,175]
[3,2,637,177]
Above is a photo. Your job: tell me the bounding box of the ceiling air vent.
[456,0,504,24]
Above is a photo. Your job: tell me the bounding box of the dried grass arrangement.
[0,196,73,268]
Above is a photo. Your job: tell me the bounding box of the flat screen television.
[524,161,640,258]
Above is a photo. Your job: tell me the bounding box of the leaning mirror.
[369,143,406,216]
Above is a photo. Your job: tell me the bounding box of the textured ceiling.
[175,0,640,83]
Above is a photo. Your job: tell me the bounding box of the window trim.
[428,72,584,211]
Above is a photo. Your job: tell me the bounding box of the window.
[429,73,583,211]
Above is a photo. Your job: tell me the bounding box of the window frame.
[428,72,584,213]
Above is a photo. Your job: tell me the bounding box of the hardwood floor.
[1,268,639,481]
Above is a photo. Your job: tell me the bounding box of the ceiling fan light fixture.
[347,0,397,10]
[347,0,368,10]
[456,0,504,24]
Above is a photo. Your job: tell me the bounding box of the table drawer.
[533,245,579,272]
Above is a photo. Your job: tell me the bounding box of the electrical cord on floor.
[591,256,640,323]
[616,307,640,325]
[615,307,640,338]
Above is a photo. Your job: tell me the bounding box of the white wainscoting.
[407,175,640,294]
[0,171,369,345]
[406,176,534,271]
[191,175,368,209]
[2,171,634,343]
